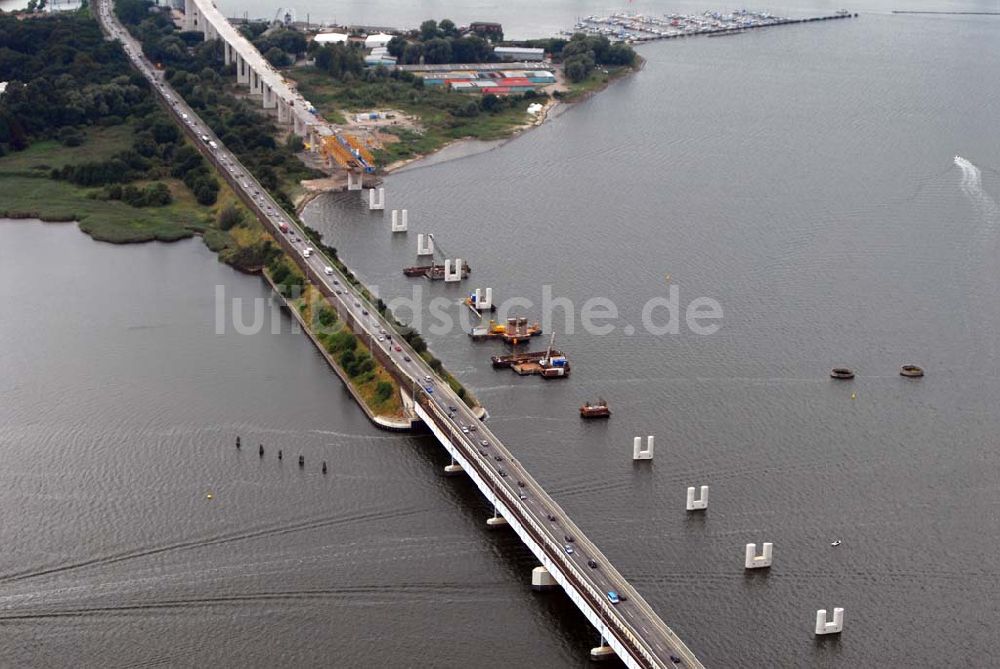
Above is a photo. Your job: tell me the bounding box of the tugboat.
[580,398,611,419]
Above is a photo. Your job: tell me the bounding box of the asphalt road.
[93,4,703,666]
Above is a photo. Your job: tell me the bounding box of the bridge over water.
[94,2,706,665]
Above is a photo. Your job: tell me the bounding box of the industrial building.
[493,46,545,62]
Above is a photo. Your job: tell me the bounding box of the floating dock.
[470,317,543,345]
[568,8,857,43]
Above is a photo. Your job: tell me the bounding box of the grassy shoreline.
[289,58,640,174]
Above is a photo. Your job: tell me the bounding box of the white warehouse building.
[493,46,545,62]
[313,32,349,45]
[364,33,394,49]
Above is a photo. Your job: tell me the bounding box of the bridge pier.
[182,0,199,31]
[815,608,844,635]
[368,187,385,210]
[262,84,277,109]
[444,456,463,476]
[686,485,709,511]
[223,42,232,66]
[486,507,508,529]
[251,69,263,96]
[531,565,558,591]
[416,233,434,256]
[444,259,463,283]
[277,99,290,124]
[236,53,249,85]
[391,209,408,232]
[472,288,493,310]
[744,542,773,569]
[346,170,363,191]
[632,435,654,461]
[589,644,616,662]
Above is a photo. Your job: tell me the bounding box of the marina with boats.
[567,8,857,43]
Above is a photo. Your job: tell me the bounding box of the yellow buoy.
[850,393,856,400]
[206,493,214,500]
[665,273,671,283]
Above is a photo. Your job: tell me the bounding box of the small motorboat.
[830,540,842,547]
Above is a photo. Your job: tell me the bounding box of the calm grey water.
[4,2,1000,668]
[301,6,1000,667]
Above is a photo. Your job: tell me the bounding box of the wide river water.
[4,1,1000,667]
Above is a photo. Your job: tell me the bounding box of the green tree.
[419,19,439,41]
[264,46,289,67]
[217,204,244,230]
[438,19,457,38]
[375,380,393,402]
[144,181,172,206]
[564,54,594,83]
[386,35,407,58]
[402,43,423,65]
[422,38,452,65]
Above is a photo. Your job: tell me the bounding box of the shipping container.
[499,77,532,87]
[482,87,512,95]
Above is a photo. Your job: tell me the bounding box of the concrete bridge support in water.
[417,233,434,256]
[391,209,408,232]
[744,542,773,569]
[633,435,654,460]
[686,485,709,511]
[486,506,509,528]
[531,565,559,591]
[444,259,463,282]
[815,608,844,635]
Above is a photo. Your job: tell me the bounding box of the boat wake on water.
[955,155,1000,366]
[954,155,999,223]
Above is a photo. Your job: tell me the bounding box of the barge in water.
[403,261,471,280]
[470,317,542,345]
[490,333,570,378]
[580,398,611,418]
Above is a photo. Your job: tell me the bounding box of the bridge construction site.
[98,0,709,663]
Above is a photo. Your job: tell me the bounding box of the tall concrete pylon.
[744,542,773,569]
[633,435,654,460]
[686,485,709,511]
[417,233,434,256]
[391,209,408,232]
[815,608,844,636]
[444,259,463,282]
[368,187,385,210]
